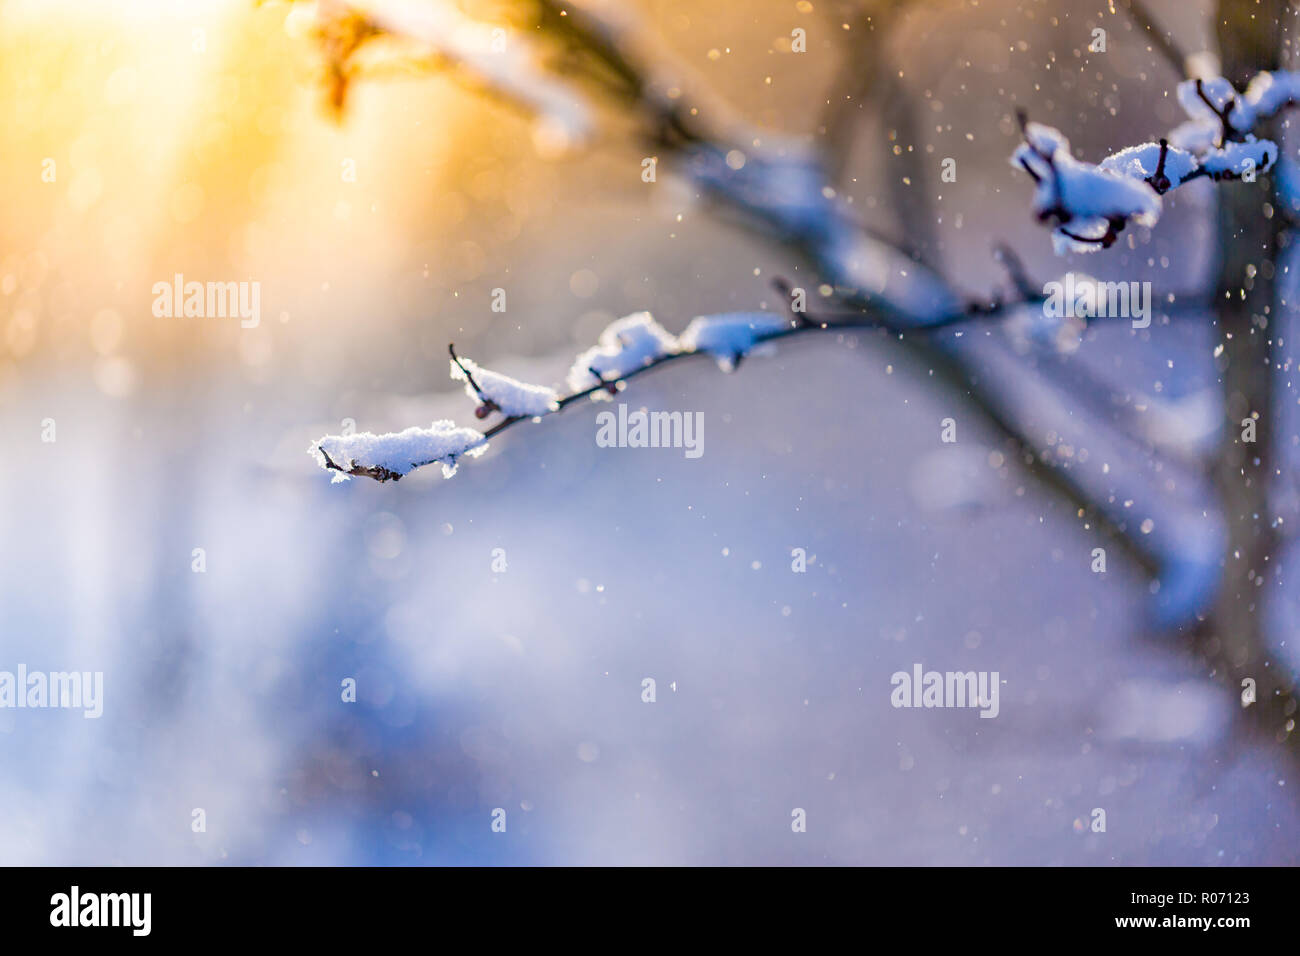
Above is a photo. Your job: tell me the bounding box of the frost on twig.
[566,312,680,395]
[448,345,559,419]
[310,420,487,482]
[1012,71,1298,254]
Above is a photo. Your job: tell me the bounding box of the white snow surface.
[312,420,488,480]
[1167,119,1221,153]
[1021,121,1068,157]
[1233,71,1300,128]
[1099,142,1198,188]
[1172,72,1300,146]
[1049,218,1114,255]
[449,355,559,417]
[566,312,680,394]
[1035,152,1160,223]
[678,312,793,370]
[1199,137,1278,177]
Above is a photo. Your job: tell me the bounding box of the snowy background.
[0,0,1297,864]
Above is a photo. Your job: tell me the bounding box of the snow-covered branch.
[1011,72,1300,253]
[449,344,559,419]
[312,289,1132,483]
[312,420,487,482]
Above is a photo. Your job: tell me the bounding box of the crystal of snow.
[311,420,487,481]
[348,0,592,146]
[678,312,793,370]
[566,312,680,394]
[1099,142,1198,189]
[1199,137,1277,177]
[449,355,559,417]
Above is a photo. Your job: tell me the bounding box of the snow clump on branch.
[566,312,681,395]
[311,421,488,482]
[678,312,794,371]
[1013,71,1300,254]
[449,351,560,418]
